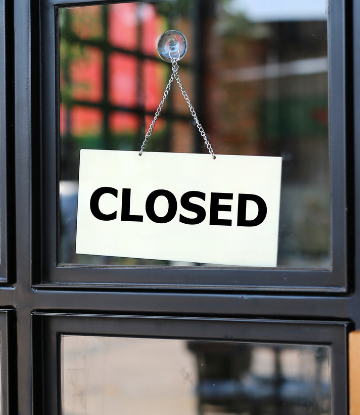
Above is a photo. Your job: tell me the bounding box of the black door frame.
[0,0,13,283]
[0,0,357,413]
[40,0,349,292]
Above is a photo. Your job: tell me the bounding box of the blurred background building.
[59,0,330,268]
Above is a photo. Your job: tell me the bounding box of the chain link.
[139,59,216,159]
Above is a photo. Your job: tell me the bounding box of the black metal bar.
[327,0,348,289]
[0,311,14,415]
[59,22,191,72]
[0,286,351,320]
[350,0,360,329]
[193,0,215,154]
[3,0,358,414]
[47,0,183,9]
[43,266,346,292]
[135,3,144,150]
[20,291,356,320]
[16,309,33,415]
[63,98,192,120]
[14,0,35,412]
[0,0,8,282]
[101,5,110,148]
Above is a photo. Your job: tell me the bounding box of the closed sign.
[76,150,282,267]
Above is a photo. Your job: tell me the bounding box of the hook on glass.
[157,30,188,62]
[139,29,216,159]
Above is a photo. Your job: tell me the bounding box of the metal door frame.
[38,0,349,292]
[0,0,357,413]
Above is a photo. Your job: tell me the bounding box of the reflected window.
[61,336,331,415]
[59,0,329,268]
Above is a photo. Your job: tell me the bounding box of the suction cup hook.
[157,30,188,62]
[140,29,215,159]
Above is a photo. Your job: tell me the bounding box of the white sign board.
[76,150,282,267]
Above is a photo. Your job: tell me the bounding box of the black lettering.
[90,187,118,221]
[146,190,177,224]
[210,193,233,226]
[237,194,267,227]
[180,191,206,225]
[121,188,143,222]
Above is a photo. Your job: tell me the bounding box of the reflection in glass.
[61,336,331,415]
[59,0,329,268]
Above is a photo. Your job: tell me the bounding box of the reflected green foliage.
[156,0,193,18]
[217,0,269,38]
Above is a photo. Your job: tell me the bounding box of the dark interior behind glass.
[61,336,331,415]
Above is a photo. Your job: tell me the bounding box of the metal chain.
[139,59,216,159]
[139,71,176,156]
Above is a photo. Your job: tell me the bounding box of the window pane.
[61,336,331,415]
[59,0,329,268]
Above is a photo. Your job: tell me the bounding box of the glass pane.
[109,53,138,108]
[143,60,170,112]
[59,0,329,268]
[61,336,331,415]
